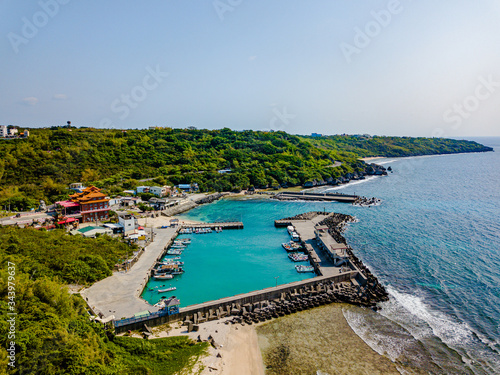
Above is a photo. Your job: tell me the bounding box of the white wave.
[376,159,397,165]
[381,287,475,346]
[323,176,380,191]
[342,308,409,363]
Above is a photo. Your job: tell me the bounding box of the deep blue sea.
[145,137,500,373]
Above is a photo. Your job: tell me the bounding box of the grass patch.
[109,336,209,375]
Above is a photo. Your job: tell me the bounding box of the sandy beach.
[360,156,383,161]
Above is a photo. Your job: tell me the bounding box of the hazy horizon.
[2,1,500,137]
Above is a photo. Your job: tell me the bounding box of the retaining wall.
[114,271,357,333]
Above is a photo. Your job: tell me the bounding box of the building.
[69,182,86,193]
[22,130,29,138]
[149,185,172,197]
[136,186,150,194]
[69,186,110,223]
[0,125,7,137]
[8,128,18,137]
[118,214,138,234]
[177,183,199,192]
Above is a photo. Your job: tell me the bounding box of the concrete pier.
[181,222,244,230]
[273,191,359,203]
[81,227,178,319]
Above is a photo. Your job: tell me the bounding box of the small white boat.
[153,274,174,280]
[157,287,176,293]
[295,265,314,273]
[287,225,295,235]
[291,232,300,242]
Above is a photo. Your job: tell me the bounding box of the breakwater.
[114,272,359,333]
[161,193,225,217]
[272,191,359,202]
[180,221,244,230]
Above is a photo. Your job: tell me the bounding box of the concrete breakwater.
[161,193,225,217]
[272,191,359,203]
[316,213,389,305]
[115,272,357,333]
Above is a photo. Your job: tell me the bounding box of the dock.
[181,222,244,230]
[273,191,359,203]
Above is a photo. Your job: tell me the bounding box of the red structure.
[57,186,110,223]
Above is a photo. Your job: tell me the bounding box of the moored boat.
[295,265,314,273]
[153,274,174,280]
[157,286,176,293]
[288,253,309,262]
[166,249,182,255]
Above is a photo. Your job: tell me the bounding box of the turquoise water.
[141,199,313,307]
[142,137,500,373]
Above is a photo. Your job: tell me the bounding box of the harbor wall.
[114,271,357,333]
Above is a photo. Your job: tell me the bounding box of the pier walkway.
[181,222,244,230]
[81,227,178,319]
[273,191,358,202]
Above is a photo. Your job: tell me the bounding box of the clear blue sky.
[1,0,500,136]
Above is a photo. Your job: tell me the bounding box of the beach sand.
[151,317,265,375]
[360,156,383,162]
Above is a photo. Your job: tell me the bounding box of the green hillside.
[0,127,492,210]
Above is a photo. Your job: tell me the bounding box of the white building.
[118,214,137,234]
[150,186,171,197]
[136,186,150,194]
[0,125,7,137]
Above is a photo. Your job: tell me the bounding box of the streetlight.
[274,276,279,288]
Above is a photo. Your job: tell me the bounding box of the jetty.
[181,222,244,230]
[272,191,359,203]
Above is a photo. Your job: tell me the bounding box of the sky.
[1,0,500,137]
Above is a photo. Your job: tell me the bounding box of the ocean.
[146,137,500,374]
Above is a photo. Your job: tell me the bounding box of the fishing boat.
[170,243,186,248]
[160,260,184,266]
[287,225,295,235]
[290,232,300,242]
[282,241,302,252]
[153,274,174,280]
[169,267,185,275]
[295,265,314,273]
[157,286,176,293]
[166,249,182,255]
[176,238,191,243]
[288,253,309,262]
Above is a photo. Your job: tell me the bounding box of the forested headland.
[0,126,492,210]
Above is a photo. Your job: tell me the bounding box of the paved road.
[81,227,178,319]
